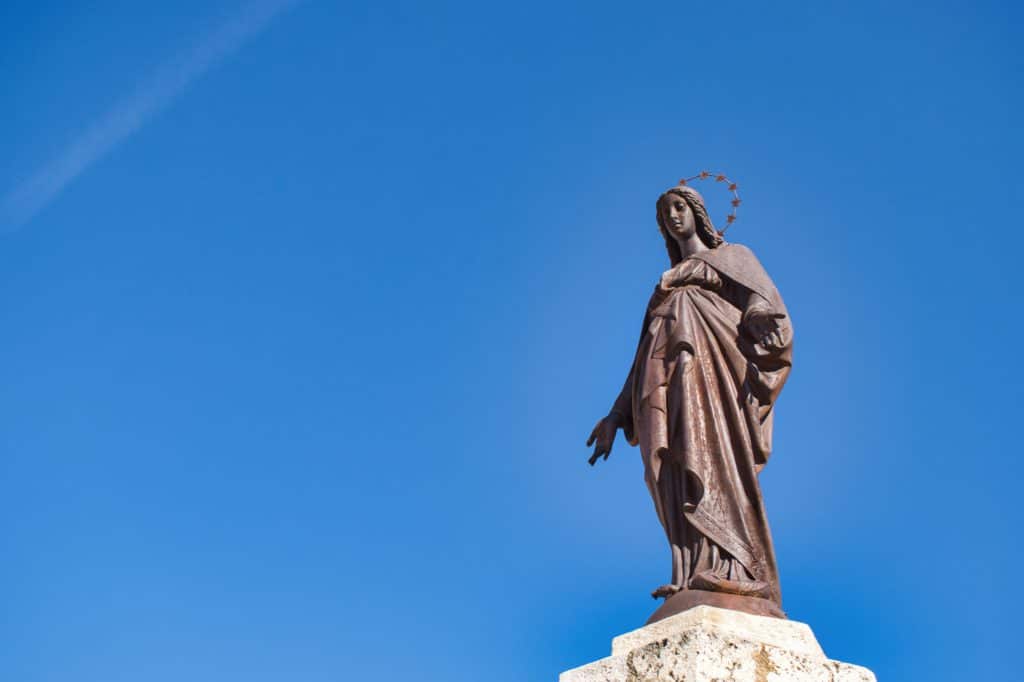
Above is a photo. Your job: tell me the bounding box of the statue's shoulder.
[719,242,758,259]
[694,242,777,302]
[695,242,762,269]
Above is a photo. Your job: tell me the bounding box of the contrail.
[1,0,301,233]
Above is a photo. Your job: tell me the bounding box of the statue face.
[661,194,696,241]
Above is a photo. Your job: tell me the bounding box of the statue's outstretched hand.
[587,414,621,466]
[746,310,787,351]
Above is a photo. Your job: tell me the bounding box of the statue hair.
[656,186,723,265]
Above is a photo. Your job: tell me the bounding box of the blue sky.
[1,1,1020,680]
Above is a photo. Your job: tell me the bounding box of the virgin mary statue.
[587,183,793,621]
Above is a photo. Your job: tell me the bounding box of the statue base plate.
[647,589,785,624]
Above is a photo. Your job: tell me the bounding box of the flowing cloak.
[610,243,793,602]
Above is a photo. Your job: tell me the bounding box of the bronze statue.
[587,182,793,623]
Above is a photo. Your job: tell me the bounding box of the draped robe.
[610,243,793,605]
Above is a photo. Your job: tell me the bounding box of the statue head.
[656,185,723,265]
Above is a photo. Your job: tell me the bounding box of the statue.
[587,181,793,622]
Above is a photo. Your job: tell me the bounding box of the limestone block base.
[559,606,875,682]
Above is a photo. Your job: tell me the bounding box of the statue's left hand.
[746,310,787,351]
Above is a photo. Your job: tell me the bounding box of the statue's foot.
[690,571,772,599]
[651,584,682,600]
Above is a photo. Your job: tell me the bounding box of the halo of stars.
[678,171,742,235]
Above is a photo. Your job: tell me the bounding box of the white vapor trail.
[1,0,301,233]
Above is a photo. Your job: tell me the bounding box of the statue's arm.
[587,306,649,465]
[609,363,635,444]
[588,362,636,466]
[609,298,662,445]
[742,289,774,319]
[741,289,788,352]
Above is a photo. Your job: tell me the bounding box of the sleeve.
[741,290,776,326]
[607,289,661,447]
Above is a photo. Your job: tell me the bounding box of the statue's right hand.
[587,414,621,466]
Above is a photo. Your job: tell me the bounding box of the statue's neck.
[674,233,710,260]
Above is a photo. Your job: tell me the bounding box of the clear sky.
[2,1,1020,680]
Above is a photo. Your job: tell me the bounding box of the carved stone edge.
[559,606,877,682]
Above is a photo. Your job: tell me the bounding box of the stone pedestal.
[559,606,876,682]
